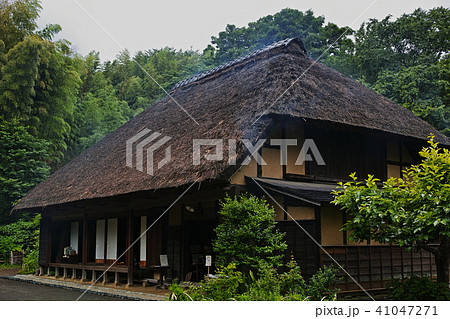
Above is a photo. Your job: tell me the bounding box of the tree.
[209,8,353,65]
[213,194,287,275]
[0,117,50,218]
[0,35,81,163]
[372,61,450,136]
[332,137,450,283]
[352,7,449,85]
[0,0,41,51]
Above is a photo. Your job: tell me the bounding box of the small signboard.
[160,254,169,267]
[205,255,212,267]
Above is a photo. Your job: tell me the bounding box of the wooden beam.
[81,213,88,282]
[126,210,133,287]
[114,272,119,286]
[46,218,52,266]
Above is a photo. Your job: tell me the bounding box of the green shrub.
[200,264,245,300]
[0,236,22,261]
[169,262,339,301]
[169,264,245,301]
[306,266,340,301]
[387,276,450,301]
[168,281,205,301]
[280,258,306,296]
[245,264,284,300]
[213,194,287,275]
[20,249,39,274]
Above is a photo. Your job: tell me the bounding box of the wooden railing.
[321,245,437,292]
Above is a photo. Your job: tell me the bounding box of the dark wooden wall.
[276,220,319,278]
[306,124,387,180]
[38,216,50,266]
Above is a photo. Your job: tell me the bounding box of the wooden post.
[114,272,119,286]
[63,267,68,279]
[379,247,383,288]
[356,246,361,284]
[40,266,44,276]
[390,246,394,282]
[102,271,107,285]
[91,270,97,283]
[368,246,373,289]
[46,217,52,268]
[344,247,349,291]
[72,268,76,280]
[400,246,405,279]
[55,266,59,277]
[126,211,133,287]
[47,266,51,276]
[420,248,424,277]
[81,213,88,282]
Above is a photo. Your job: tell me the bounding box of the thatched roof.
[13,38,449,211]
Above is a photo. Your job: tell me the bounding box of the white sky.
[37,0,448,61]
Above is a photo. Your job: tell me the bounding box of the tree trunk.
[435,238,450,284]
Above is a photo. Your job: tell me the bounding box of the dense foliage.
[213,194,287,275]
[196,194,339,301]
[0,117,50,218]
[387,276,450,301]
[332,137,450,283]
[169,262,339,301]
[0,213,39,264]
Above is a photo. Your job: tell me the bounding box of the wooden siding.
[38,216,50,265]
[276,220,319,278]
[321,245,437,292]
[306,125,386,180]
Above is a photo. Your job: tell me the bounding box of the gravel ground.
[0,273,168,301]
[0,277,125,301]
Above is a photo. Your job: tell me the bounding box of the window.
[386,141,415,179]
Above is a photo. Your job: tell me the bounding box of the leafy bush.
[169,262,339,301]
[387,276,450,301]
[306,266,340,301]
[0,236,22,262]
[244,265,284,300]
[200,264,245,300]
[169,264,245,301]
[0,213,40,269]
[20,249,38,274]
[280,258,307,296]
[213,194,287,275]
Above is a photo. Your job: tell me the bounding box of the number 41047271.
[376,306,437,316]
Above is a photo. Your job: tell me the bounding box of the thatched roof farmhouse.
[14,38,448,290]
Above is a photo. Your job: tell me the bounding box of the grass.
[0,263,21,269]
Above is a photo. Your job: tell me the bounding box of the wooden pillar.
[126,210,133,287]
[40,266,44,276]
[114,272,119,286]
[55,266,59,277]
[91,270,97,283]
[72,268,76,280]
[81,213,88,282]
[46,216,52,268]
[63,267,68,279]
[47,266,51,276]
[102,271,107,285]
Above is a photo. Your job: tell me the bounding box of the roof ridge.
[171,37,306,91]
